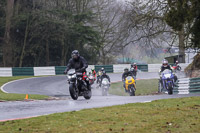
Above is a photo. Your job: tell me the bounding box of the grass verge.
[0,76,49,101]
[109,79,159,96]
[0,97,199,132]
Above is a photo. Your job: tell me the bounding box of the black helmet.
[124,68,129,72]
[71,50,79,60]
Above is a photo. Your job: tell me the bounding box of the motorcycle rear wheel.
[69,84,78,100]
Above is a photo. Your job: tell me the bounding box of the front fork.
[69,78,79,92]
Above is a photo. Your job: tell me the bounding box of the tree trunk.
[61,39,68,66]
[46,39,49,66]
[19,17,29,67]
[14,0,20,15]
[102,49,106,65]
[3,0,14,67]
[178,28,185,63]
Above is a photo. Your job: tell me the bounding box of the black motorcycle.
[67,69,92,100]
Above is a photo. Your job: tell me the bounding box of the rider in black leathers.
[64,50,90,90]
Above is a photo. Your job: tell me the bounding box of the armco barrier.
[34,67,55,76]
[148,64,160,72]
[148,63,190,72]
[12,67,34,76]
[55,66,66,75]
[113,64,130,73]
[0,63,191,76]
[55,65,95,75]
[137,64,148,72]
[95,65,113,73]
[113,64,148,73]
[174,77,200,94]
[0,68,12,77]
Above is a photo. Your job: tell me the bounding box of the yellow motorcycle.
[125,76,136,96]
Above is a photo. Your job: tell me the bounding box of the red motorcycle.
[172,65,181,72]
[88,72,96,85]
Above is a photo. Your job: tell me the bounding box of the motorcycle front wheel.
[69,84,78,100]
[84,90,92,100]
[102,87,108,96]
[129,87,135,96]
[177,66,181,71]
[168,84,173,95]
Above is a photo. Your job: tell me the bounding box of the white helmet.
[162,59,168,67]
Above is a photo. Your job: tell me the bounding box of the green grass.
[0,97,199,133]
[0,76,49,101]
[110,79,159,96]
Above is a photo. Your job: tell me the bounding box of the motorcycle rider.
[96,67,104,84]
[159,59,172,73]
[174,60,179,66]
[173,60,181,71]
[64,50,90,90]
[130,63,138,78]
[122,68,134,91]
[159,59,177,86]
[91,68,97,80]
[99,70,110,87]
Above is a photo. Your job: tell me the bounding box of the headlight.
[72,74,76,78]
[68,75,72,79]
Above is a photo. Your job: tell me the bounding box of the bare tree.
[91,0,131,64]
[126,0,193,63]
[3,0,14,67]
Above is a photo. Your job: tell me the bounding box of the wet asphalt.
[1,71,198,121]
[1,72,160,97]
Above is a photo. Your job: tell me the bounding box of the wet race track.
[1,72,160,97]
[1,72,199,121]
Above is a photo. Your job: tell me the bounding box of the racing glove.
[63,71,68,74]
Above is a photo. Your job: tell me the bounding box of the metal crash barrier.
[174,77,200,94]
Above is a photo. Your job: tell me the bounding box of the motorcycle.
[125,76,136,96]
[88,73,95,85]
[130,67,137,77]
[158,69,175,95]
[67,69,92,100]
[172,65,181,72]
[101,78,110,96]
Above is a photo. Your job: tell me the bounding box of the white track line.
[0,77,43,93]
